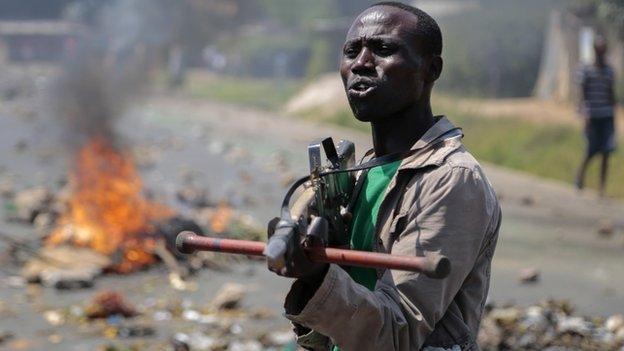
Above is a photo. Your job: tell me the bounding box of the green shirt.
[332,160,401,351]
[348,160,402,290]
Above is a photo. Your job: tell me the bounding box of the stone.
[605,315,624,332]
[228,340,262,351]
[211,283,246,310]
[597,219,615,237]
[85,290,138,319]
[174,332,214,350]
[43,310,65,326]
[10,186,53,223]
[490,307,522,326]
[263,330,296,346]
[518,268,540,284]
[520,195,535,206]
[0,330,13,344]
[614,327,624,343]
[477,316,503,349]
[33,212,56,232]
[40,268,97,289]
[556,316,592,336]
[0,177,15,198]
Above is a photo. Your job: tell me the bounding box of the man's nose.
[351,47,375,73]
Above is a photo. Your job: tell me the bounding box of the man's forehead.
[347,6,417,38]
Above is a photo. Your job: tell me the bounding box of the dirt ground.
[1,91,623,350]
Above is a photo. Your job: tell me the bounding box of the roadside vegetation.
[302,97,624,199]
[182,72,301,110]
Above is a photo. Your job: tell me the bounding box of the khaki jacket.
[284,116,501,351]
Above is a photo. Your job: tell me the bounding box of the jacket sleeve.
[284,166,497,351]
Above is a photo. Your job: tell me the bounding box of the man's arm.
[284,166,500,351]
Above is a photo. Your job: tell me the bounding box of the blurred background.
[0,0,623,350]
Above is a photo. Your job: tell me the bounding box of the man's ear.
[427,56,443,83]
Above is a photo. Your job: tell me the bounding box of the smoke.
[52,0,169,149]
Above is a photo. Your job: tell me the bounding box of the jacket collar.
[398,116,463,170]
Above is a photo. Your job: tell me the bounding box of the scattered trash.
[478,300,624,350]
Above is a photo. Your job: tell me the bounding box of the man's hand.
[266,217,329,283]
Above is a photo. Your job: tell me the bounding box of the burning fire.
[47,137,172,273]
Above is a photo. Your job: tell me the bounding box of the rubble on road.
[21,246,111,288]
[478,300,624,350]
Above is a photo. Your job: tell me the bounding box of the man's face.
[340,6,432,122]
[594,40,607,62]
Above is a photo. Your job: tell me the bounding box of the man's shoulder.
[420,145,496,197]
[425,142,484,179]
[443,144,482,173]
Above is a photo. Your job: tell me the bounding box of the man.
[576,35,617,197]
[268,3,501,350]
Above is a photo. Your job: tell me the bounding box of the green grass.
[184,74,301,110]
[300,102,624,198]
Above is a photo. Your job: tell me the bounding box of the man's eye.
[376,45,395,56]
[343,46,360,58]
[344,47,359,58]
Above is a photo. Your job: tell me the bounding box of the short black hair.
[368,1,442,57]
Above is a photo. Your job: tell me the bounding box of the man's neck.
[595,58,607,68]
[370,102,436,156]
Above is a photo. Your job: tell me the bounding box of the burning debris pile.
[46,137,173,273]
[478,300,624,350]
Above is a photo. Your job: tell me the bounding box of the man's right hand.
[266,217,329,283]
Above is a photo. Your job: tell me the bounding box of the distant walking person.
[576,35,616,197]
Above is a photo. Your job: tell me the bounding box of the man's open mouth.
[348,81,377,98]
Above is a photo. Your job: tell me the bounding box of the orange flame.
[47,137,172,273]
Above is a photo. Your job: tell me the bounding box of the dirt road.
[1,93,623,350]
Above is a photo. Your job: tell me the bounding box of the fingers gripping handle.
[264,220,296,273]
